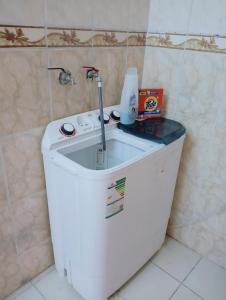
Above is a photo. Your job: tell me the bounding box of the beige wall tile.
[142,46,226,269]
[0,0,45,26]
[0,253,23,300]
[0,153,7,208]
[0,205,23,300]
[148,0,193,33]
[18,239,54,282]
[189,0,226,36]
[128,0,150,32]
[46,0,93,29]
[92,0,149,31]
[49,48,94,120]
[0,51,50,135]
[2,128,45,201]
[11,191,50,254]
[127,46,145,87]
[38,0,149,31]
[0,204,16,258]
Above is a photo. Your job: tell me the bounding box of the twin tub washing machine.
[42,105,185,300]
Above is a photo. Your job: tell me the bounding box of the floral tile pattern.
[127,32,146,46]
[46,28,93,47]
[92,30,128,47]
[146,33,187,50]
[184,35,218,52]
[0,26,45,47]
[1,25,226,54]
[146,32,226,54]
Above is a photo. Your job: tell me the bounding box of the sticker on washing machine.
[105,177,126,219]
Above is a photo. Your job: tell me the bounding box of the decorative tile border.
[92,31,128,47]
[0,26,45,47]
[1,25,226,54]
[46,28,93,47]
[127,32,146,46]
[146,32,226,54]
[146,33,187,50]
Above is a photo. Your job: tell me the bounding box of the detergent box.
[137,88,164,119]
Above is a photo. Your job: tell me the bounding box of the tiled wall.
[143,0,226,269]
[0,1,150,298]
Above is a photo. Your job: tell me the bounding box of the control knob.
[110,110,120,121]
[98,113,110,124]
[60,123,76,136]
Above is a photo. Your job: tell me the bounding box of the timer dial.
[60,123,76,136]
[110,110,120,121]
[98,113,110,124]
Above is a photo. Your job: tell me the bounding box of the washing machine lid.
[117,118,185,145]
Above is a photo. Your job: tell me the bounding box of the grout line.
[152,262,181,283]
[179,257,204,299]
[5,283,33,300]
[47,49,54,121]
[183,0,195,50]
[183,255,202,278]
[167,235,226,272]
[166,235,202,258]
[31,265,56,285]
[181,256,202,281]
[181,284,205,300]
[0,47,46,52]
[0,125,45,140]
[151,238,204,300]
[168,282,183,300]
[168,256,202,300]
[31,282,47,300]
[43,0,48,49]
[0,144,19,254]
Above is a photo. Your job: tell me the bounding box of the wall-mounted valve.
[48,67,76,85]
[83,66,99,80]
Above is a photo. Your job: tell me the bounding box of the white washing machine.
[42,105,185,300]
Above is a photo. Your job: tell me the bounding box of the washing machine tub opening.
[58,138,145,170]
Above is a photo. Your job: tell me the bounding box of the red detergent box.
[137,88,164,119]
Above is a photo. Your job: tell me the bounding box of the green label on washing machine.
[105,177,126,219]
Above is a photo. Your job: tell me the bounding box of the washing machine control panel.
[48,105,120,143]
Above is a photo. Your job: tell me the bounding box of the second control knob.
[110,110,120,121]
[60,123,76,136]
[98,113,110,124]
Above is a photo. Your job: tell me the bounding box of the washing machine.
[42,105,185,300]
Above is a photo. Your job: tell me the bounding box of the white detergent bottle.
[120,67,138,125]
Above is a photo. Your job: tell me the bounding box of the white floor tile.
[6,286,44,300]
[184,258,226,300]
[120,262,180,300]
[152,236,200,281]
[31,265,55,284]
[109,292,124,300]
[171,285,202,300]
[5,283,33,300]
[33,269,83,300]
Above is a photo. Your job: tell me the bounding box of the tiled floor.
[6,236,226,300]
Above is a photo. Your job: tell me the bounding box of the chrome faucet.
[83,66,106,151]
[48,67,76,85]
